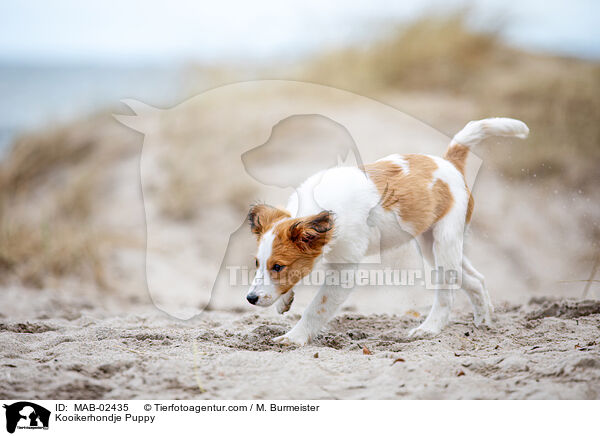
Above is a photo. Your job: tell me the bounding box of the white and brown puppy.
[247,118,529,345]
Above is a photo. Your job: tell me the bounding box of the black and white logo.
[3,402,50,434]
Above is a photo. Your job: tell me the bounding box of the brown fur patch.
[466,190,474,223]
[267,212,334,295]
[444,144,469,175]
[432,179,454,222]
[444,144,475,222]
[247,204,290,239]
[364,155,455,235]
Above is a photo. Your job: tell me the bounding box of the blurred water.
[0,64,188,154]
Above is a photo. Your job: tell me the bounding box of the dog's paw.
[473,309,493,327]
[273,329,309,346]
[275,292,294,315]
[473,301,494,327]
[408,324,441,339]
[275,300,291,315]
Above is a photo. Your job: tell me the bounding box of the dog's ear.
[247,204,290,238]
[289,211,334,252]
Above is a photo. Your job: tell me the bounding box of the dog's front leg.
[275,290,294,314]
[273,264,354,346]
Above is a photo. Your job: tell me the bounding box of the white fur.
[378,153,410,174]
[248,227,280,306]
[451,117,529,148]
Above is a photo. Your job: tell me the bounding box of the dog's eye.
[272,264,285,272]
[255,258,259,268]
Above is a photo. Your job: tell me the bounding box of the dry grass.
[0,219,106,289]
[306,12,501,92]
[480,60,600,184]
[0,127,94,195]
[0,118,136,289]
[303,12,600,186]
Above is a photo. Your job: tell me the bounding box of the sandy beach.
[2,282,599,399]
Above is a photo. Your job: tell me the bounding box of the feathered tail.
[445,117,529,173]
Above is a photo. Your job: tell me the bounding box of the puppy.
[246,118,529,345]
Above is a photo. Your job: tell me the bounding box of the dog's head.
[246,204,334,307]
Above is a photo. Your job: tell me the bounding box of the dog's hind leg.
[417,231,492,329]
[463,255,485,286]
[461,256,493,325]
[416,230,434,262]
[410,207,475,337]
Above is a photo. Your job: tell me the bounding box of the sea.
[0,63,190,155]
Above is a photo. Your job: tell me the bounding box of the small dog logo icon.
[3,402,50,434]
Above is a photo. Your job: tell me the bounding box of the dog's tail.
[444,117,529,174]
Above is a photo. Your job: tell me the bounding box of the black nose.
[247,294,259,305]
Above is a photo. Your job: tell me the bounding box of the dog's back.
[363,117,529,237]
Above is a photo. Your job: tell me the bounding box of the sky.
[0,0,598,64]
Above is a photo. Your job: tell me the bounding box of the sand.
[1,283,599,399]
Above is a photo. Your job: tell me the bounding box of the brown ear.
[289,211,334,252]
[247,204,290,238]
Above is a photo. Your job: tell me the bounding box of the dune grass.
[0,219,106,289]
[306,12,501,92]
[0,119,133,289]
